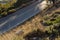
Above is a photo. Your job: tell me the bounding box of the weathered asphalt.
[0,0,42,34]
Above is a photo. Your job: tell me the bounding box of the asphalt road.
[0,0,42,34]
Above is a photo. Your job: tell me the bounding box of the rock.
[37,1,48,10]
[15,30,24,35]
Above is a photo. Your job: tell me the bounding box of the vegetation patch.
[41,11,60,26]
[0,0,34,18]
[24,28,60,40]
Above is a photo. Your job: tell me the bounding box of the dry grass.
[0,12,45,40]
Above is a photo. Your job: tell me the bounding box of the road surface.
[0,0,43,34]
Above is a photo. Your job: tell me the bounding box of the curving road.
[0,0,43,34]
